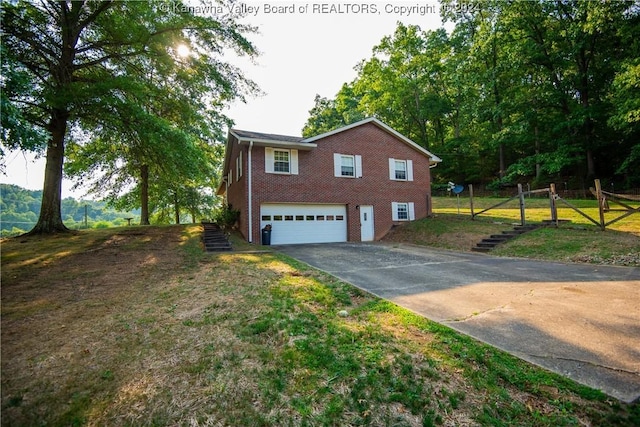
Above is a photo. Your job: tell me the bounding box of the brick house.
[217,117,442,244]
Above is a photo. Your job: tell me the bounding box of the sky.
[1,1,446,199]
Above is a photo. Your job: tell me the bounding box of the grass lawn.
[432,195,640,235]
[2,225,639,426]
[384,197,640,266]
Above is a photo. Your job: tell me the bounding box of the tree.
[1,1,258,233]
[302,83,365,137]
[352,24,452,151]
[302,1,639,189]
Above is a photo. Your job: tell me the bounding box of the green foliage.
[304,0,640,189]
[1,0,259,233]
[213,204,240,228]
[0,45,47,162]
[302,84,366,137]
[0,184,138,236]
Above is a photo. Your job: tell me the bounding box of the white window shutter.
[239,151,243,178]
[408,202,415,220]
[391,202,399,221]
[355,155,363,178]
[228,169,233,185]
[389,158,396,180]
[407,160,414,181]
[333,153,342,177]
[290,149,299,175]
[265,148,274,173]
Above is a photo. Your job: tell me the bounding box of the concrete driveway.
[275,242,640,403]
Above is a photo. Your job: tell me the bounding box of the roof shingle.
[231,129,304,143]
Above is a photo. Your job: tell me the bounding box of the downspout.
[248,141,253,243]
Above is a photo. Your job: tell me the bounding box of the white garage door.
[260,204,347,244]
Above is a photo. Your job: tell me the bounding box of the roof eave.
[237,139,317,151]
[303,117,442,162]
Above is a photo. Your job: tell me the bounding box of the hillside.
[0,184,139,236]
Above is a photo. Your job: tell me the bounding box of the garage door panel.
[260,204,347,244]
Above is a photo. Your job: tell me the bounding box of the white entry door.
[360,205,374,241]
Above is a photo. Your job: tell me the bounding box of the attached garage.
[260,204,347,245]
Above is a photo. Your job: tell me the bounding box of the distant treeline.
[1,184,139,236]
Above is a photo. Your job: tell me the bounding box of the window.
[334,153,362,178]
[341,156,354,176]
[265,148,299,174]
[392,202,415,221]
[274,150,289,173]
[236,151,243,180]
[394,160,407,180]
[396,203,408,220]
[388,158,414,181]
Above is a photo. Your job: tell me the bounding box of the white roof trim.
[302,117,442,164]
[238,139,317,150]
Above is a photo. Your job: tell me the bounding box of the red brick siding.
[241,122,433,243]
[224,135,250,240]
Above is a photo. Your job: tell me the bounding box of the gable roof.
[221,117,442,187]
[303,117,442,165]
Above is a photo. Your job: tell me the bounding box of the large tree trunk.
[140,164,150,225]
[586,149,595,179]
[28,110,70,234]
[27,2,81,235]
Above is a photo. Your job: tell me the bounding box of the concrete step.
[477,242,499,248]
[473,223,544,252]
[201,222,232,252]
[205,246,232,252]
[502,229,527,235]
[204,235,228,241]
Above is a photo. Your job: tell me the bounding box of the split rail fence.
[468,179,639,231]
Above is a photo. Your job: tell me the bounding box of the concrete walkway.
[275,243,640,403]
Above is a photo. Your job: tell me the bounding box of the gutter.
[247,141,253,243]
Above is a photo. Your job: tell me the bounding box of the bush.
[213,205,240,229]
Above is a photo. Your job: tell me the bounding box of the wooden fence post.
[469,184,475,220]
[518,183,525,226]
[549,184,558,226]
[595,179,606,230]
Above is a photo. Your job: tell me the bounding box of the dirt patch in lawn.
[1,226,193,424]
[2,226,186,315]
